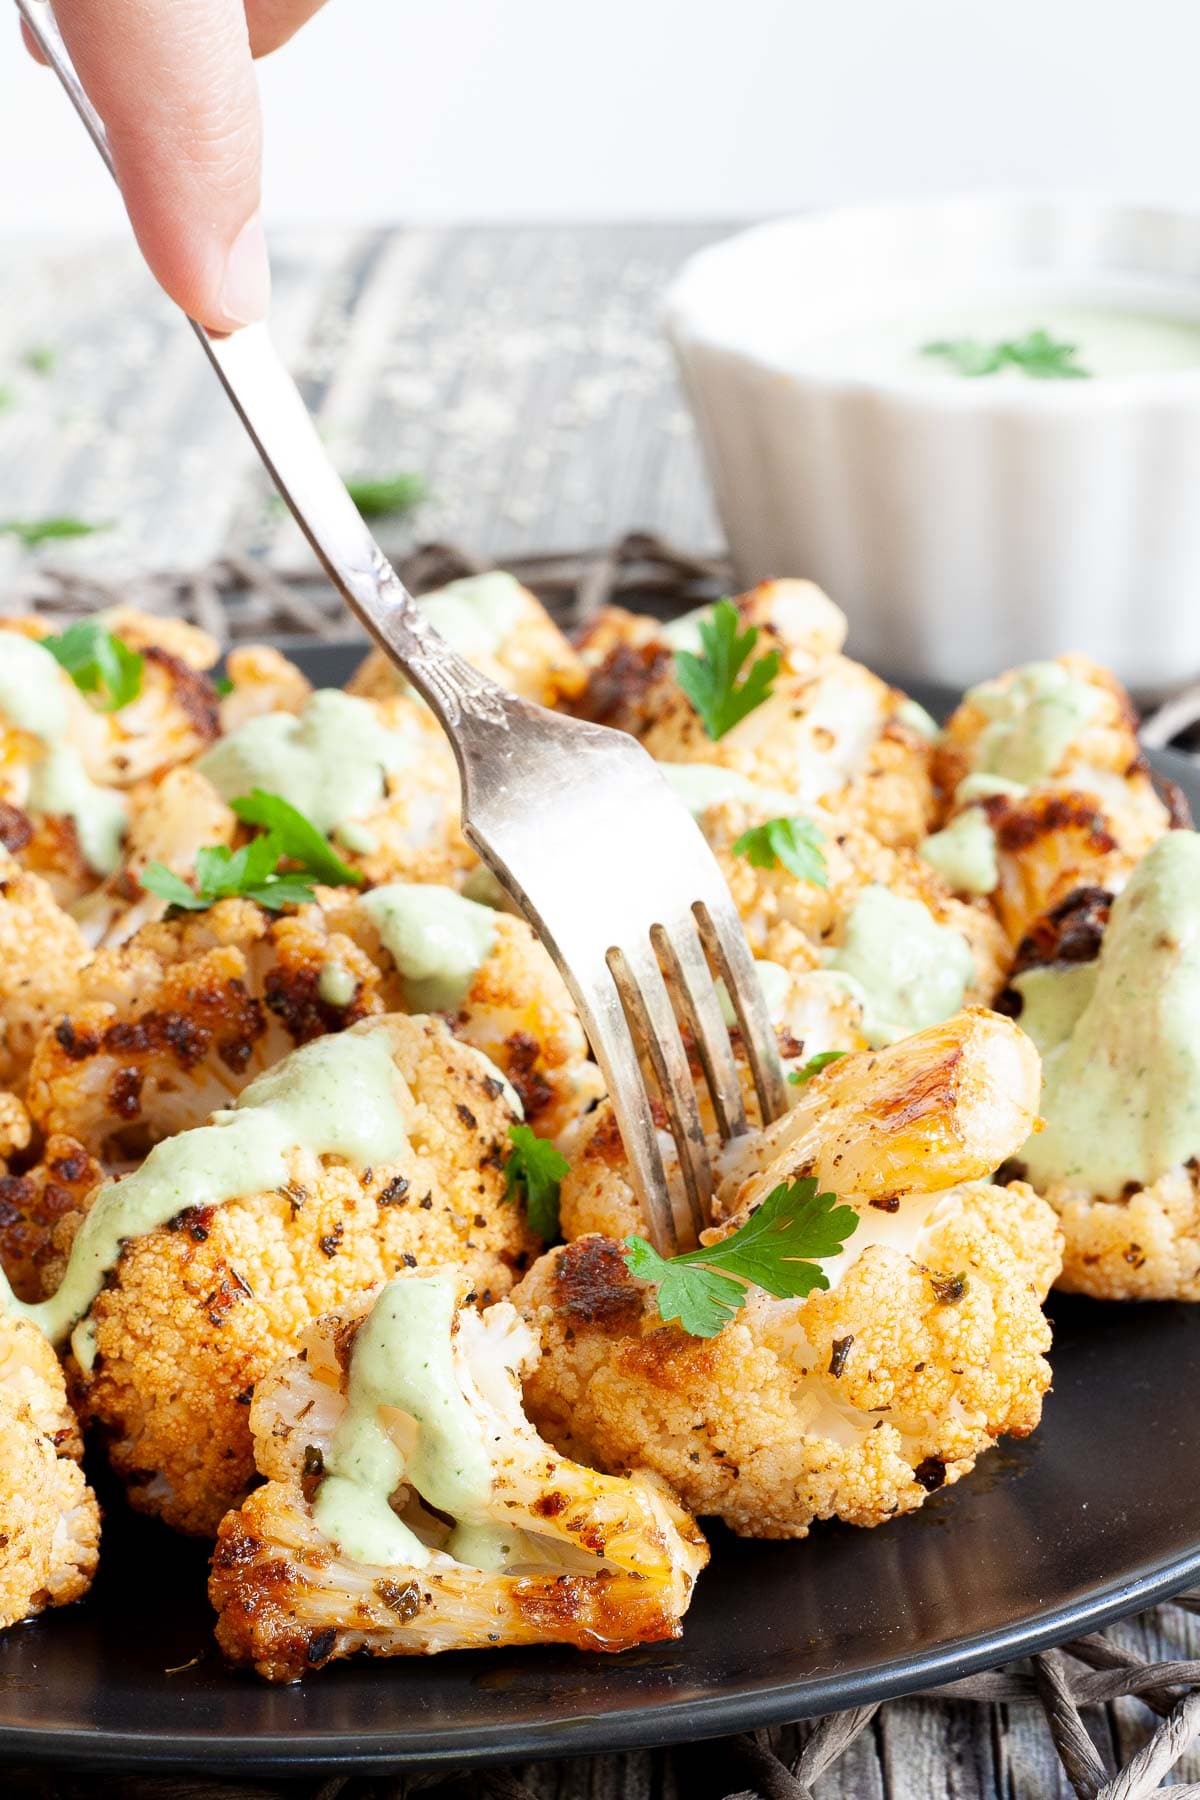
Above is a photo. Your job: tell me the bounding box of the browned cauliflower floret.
[0,1312,99,1629]
[517,1173,1058,1539]
[0,1134,102,1303]
[196,687,473,890]
[324,882,603,1138]
[696,795,1008,1004]
[625,586,935,848]
[74,765,237,947]
[219,645,313,734]
[0,859,92,1090]
[925,655,1171,944]
[54,1015,537,1535]
[210,1272,706,1678]
[347,572,586,711]
[1009,832,1200,1300]
[26,898,386,1157]
[520,1009,1058,1537]
[563,1007,1039,1243]
[4,610,221,789]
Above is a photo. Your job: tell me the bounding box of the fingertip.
[215,211,272,331]
[20,19,48,63]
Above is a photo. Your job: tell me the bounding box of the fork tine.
[607,944,712,1250]
[563,974,683,1256]
[694,897,789,1126]
[652,920,748,1145]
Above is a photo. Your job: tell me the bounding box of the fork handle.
[16,0,514,746]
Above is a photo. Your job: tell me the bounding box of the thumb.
[51,0,269,332]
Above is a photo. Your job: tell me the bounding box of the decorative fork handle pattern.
[15,0,513,744]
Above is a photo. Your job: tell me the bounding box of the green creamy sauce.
[718,959,792,1027]
[362,883,496,1013]
[0,1024,411,1349]
[1021,833,1200,1193]
[895,697,940,742]
[0,634,127,875]
[314,1273,508,1570]
[658,762,792,819]
[1010,961,1098,1058]
[0,633,70,737]
[30,744,128,876]
[197,690,415,835]
[919,808,998,896]
[969,661,1102,786]
[317,962,357,1007]
[418,572,526,661]
[825,886,975,1046]
[955,772,1028,804]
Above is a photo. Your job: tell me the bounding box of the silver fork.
[19,0,787,1254]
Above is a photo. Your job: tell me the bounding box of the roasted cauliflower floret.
[27,897,386,1157]
[347,572,586,711]
[219,645,313,733]
[1011,831,1200,1300]
[563,1008,1039,1244]
[39,1015,537,1535]
[0,859,92,1090]
[631,587,935,848]
[924,655,1172,942]
[196,687,473,889]
[0,1313,99,1629]
[210,1272,706,1678]
[520,1009,1057,1538]
[697,795,1008,1007]
[325,882,603,1138]
[0,1134,102,1303]
[518,1175,1057,1540]
[4,610,221,790]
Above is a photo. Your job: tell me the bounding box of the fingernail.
[217,212,271,328]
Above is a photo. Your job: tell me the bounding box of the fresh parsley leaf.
[504,1123,570,1240]
[0,517,108,549]
[143,791,365,916]
[922,330,1090,381]
[0,387,13,414]
[624,1176,858,1338]
[788,1049,847,1086]
[139,865,204,910]
[231,790,363,888]
[673,598,780,741]
[42,619,143,712]
[1004,328,1089,379]
[732,815,826,885]
[345,472,426,518]
[22,345,56,377]
[214,674,234,698]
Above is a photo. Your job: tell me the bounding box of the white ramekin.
[665,198,1200,697]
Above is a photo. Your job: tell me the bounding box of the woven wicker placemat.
[4,535,1200,1798]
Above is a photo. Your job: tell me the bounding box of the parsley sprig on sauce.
[43,620,142,712]
[673,598,780,741]
[624,1176,858,1338]
[142,789,364,914]
[732,815,826,885]
[504,1124,570,1240]
[922,329,1090,381]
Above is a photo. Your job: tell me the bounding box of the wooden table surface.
[0,222,1197,1798]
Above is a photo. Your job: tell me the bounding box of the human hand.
[23,0,328,331]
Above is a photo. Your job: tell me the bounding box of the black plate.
[2,644,1198,1775]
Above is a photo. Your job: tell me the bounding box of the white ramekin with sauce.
[664,198,1200,697]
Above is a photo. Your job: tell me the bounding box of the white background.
[0,0,1196,235]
